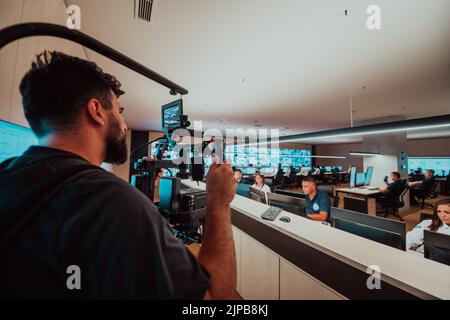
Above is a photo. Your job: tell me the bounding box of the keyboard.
[261,206,283,221]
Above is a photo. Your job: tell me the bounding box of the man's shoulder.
[68,168,151,206]
[60,168,164,229]
[318,189,329,197]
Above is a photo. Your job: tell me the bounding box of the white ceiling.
[67,0,450,138]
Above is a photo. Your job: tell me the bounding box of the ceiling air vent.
[134,0,154,22]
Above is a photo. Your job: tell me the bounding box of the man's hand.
[200,160,237,300]
[206,162,236,209]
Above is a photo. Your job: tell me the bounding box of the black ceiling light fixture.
[279,114,450,144]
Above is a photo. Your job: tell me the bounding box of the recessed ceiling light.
[349,151,380,156]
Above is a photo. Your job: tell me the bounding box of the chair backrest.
[318,185,333,197]
[419,212,433,222]
[432,180,439,193]
[273,170,284,184]
[398,183,409,203]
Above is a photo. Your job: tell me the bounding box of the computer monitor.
[330,207,406,250]
[161,99,183,130]
[250,187,267,204]
[267,193,306,217]
[364,166,374,186]
[355,172,366,187]
[349,167,357,188]
[424,230,450,266]
[274,189,306,199]
[236,183,251,198]
[0,120,37,163]
[158,177,180,210]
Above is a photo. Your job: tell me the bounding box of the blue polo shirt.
[305,190,331,215]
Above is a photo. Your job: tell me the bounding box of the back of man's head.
[19,50,125,137]
[302,176,317,184]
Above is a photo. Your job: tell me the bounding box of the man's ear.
[86,98,107,126]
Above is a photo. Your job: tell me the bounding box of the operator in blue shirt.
[302,176,331,222]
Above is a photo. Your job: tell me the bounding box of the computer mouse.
[279,216,291,223]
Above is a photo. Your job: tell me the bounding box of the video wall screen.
[0,120,37,163]
[223,145,311,174]
[408,157,450,176]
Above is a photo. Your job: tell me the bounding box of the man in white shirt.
[299,165,310,176]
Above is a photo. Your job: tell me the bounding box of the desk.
[333,187,381,216]
[182,179,450,300]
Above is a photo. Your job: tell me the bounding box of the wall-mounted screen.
[408,157,450,176]
[0,120,37,163]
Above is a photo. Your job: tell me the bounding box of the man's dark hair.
[391,172,401,179]
[302,176,317,184]
[19,50,125,137]
[234,169,243,174]
[427,169,435,175]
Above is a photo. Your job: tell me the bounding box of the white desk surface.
[324,172,349,175]
[182,179,450,300]
[336,187,382,196]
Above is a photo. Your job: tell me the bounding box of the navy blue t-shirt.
[305,190,331,215]
[386,180,405,201]
[0,146,210,299]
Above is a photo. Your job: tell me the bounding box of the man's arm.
[307,193,330,222]
[199,162,237,300]
[408,181,423,188]
[379,186,389,193]
[307,211,328,221]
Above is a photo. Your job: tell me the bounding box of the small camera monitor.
[161,99,183,130]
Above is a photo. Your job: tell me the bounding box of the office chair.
[271,170,284,190]
[419,212,434,223]
[318,185,339,208]
[288,169,297,188]
[417,180,439,209]
[383,182,408,221]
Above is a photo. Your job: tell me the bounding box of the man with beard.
[0,51,236,300]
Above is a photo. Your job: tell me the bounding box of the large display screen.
[224,145,311,172]
[408,157,450,176]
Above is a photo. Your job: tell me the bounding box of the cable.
[129,137,164,162]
